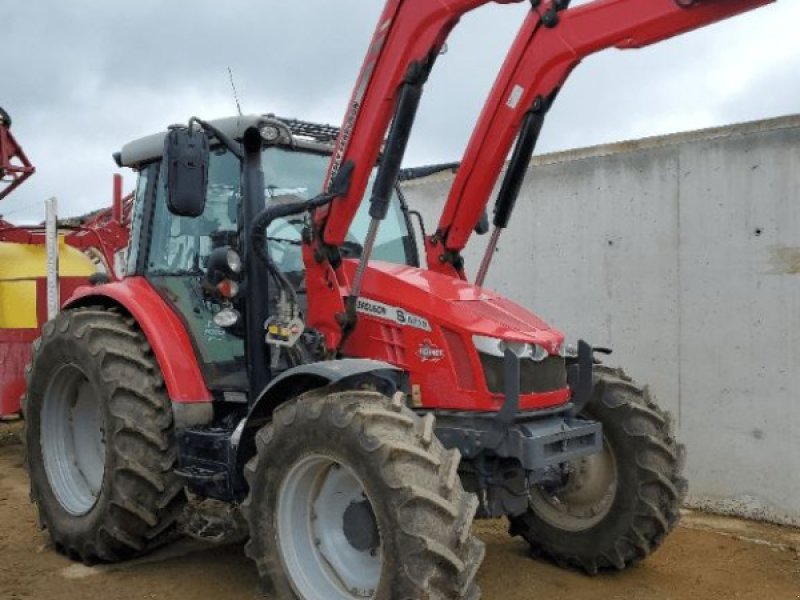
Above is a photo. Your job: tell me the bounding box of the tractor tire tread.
[242,389,483,600]
[24,307,185,564]
[509,365,686,575]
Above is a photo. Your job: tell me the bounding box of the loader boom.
[307,0,525,350]
[307,0,773,348]
[430,0,774,274]
[315,0,525,246]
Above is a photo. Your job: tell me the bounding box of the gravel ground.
[1,420,799,600]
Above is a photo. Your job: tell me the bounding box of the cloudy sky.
[2,0,797,223]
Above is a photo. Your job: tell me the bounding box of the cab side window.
[146,149,240,275]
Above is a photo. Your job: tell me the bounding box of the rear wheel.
[242,389,483,600]
[509,366,686,574]
[24,308,186,563]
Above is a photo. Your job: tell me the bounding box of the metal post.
[45,197,59,320]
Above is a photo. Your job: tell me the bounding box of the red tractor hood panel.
[345,260,564,351]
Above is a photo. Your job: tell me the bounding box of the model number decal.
[356,298,431,332]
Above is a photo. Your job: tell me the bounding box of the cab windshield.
[145,146,415,275]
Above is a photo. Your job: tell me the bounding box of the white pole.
[45,197,59,321]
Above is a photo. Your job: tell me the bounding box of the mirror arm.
[190,117,243,160]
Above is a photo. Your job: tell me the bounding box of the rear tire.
[24,308,186,564]
[509,366,687,574]
[242,389,483,600]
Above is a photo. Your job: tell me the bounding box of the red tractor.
[23,1,772,598]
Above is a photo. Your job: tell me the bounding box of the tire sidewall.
[520,380,649,556]
[249,404,399,599]
[25,321,117,549]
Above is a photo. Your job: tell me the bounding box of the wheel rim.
[529,438,617,532]
[41,365,106,516]
[277,454,382,599]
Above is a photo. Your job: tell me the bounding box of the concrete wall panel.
[401,115,800,525]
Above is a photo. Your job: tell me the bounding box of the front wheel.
[242,389,483,600]
[509,366,687,574]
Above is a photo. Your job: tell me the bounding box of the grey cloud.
[1,1,797,222]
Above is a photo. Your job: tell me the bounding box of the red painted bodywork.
[64,277,213,404]
[341,260,569,410]
[300,0,772,415]
[0,118,35,201]
[0,277,91,415]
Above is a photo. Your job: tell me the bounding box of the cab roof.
[115,114,341,168]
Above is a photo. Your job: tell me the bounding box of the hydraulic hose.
[249,193,335,305]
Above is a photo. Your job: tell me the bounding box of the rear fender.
[64,277,213,405]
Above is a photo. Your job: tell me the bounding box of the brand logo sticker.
[417,339,445,363]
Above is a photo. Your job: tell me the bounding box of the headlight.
[213,307,241,328]
[473,335,567,395]
[472,335,548,362]
[207,246,242,285]
[473,335,505,357]
[260,124,281,142]
[225,248,242,274]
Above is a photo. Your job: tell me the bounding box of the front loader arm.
[306,0,525,351]
[316,0,523,246]
[430,0,774,275]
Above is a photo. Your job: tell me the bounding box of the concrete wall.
[401,115,800,526]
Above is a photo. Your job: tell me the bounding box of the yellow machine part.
[0,240,96,329]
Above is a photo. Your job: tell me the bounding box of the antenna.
[228,66,243,116]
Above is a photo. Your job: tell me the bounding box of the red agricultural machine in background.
[0,107,35,202]
[0,108,132,417]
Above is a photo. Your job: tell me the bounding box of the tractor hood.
[345,260,564,354]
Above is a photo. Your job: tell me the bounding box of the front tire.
[509,366,687,574]
[24,308,186,564]
[242,389,483,600]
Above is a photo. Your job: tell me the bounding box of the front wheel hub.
[528,438,618,532]
[278,455,382,599]
[342,499,380,553]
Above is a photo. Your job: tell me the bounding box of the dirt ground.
[1,419,799,600]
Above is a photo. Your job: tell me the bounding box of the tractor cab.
[117,115,418,396]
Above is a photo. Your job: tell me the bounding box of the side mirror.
[163,126,209,217]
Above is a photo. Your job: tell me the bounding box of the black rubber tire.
[509,366,687,574]
[242,389,484,600]
[24,307,186,564]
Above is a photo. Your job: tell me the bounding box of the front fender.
[245,358,405,428]
[232,358,406,495]
[64,277,213,404]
